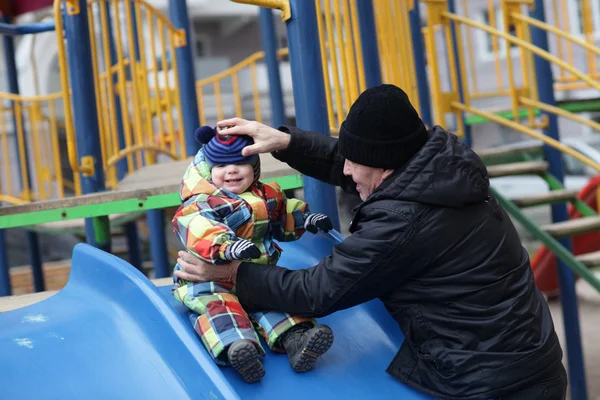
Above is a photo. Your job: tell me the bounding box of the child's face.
[211,163,254,193]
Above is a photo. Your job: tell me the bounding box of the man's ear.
[382,169,395,181]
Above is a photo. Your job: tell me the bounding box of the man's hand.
[175,251,240,283]
[304,213,333,234]
[216,118,291,156]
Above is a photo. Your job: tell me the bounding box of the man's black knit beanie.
[338,84,428,169]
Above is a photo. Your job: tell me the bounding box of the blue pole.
[168,0,200,155]
[154,0,202,278]
[259,8,286,127]
[0,230,9,295]
[285,0,340,231]
[408,0,433,128]
[63,1,111,252]
[356,0,382,89]
[2,16,44,292]
[104,2,143,271]
[530,1,586,399]
[446,0,472,146]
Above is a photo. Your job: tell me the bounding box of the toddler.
[172,125,334,383]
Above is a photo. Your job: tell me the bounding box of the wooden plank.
[0,268,174,313]
[475,143,543,159]
[116,154,296,192]
[575,251,600,268]
[0,155,302,229]
[541,216,600,237]
[487,161,548,178]
[1,155,296,215]
[510,189,579,208]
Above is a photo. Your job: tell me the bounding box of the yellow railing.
[0,93,72,205]
[196,48,289,127]
[55,0,187,191]
[372,0,420,113]
[314,0,367,130]
[423,0,600,172]
[90,0,186,188]
[460,0,600,99]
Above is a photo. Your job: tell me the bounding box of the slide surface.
[0,231,430,399]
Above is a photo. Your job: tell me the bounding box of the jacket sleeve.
[235,205,425,317]
[272,126,358,195]
[264,181,310,242]
[173,194,251,264]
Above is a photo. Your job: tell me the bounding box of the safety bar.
[0,21,55,36]
[230,0,291,21]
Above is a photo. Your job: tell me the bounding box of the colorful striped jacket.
[172,151,309,265]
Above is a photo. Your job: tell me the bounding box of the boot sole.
[228,341,265,383]
[288,325,334,373]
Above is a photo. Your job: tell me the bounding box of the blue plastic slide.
[0,231,431,399]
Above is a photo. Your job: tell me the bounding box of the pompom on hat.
[194,125,261,183]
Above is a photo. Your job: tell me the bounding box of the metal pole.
[152,0,203,278]
[104,2,143,271]
[356,0,382,89]
[446,0,472,146]
[168,0,200,155]
[285,0,340,231]
[259,7,286,127]
[63,1,111,253]
[408,0,433,128]
[2,16,44,292]
[530,1,587,399]
[0,230,10,296]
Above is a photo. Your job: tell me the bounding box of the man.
[175,84,567,399]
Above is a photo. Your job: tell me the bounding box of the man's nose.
[343,160,351,176]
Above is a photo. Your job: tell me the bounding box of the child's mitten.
[304,213,333,234]
[224,239,262,261]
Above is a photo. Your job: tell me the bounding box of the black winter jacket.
[235,126,565,399]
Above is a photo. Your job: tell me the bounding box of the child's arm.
[173,194,259,263]
[265,182,332,242]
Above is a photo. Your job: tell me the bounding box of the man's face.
[343,159,393,201]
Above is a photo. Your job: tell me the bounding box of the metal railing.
[423,0,600,169]
[458,0,600,99]
[55,0,187,190]
[0,93,70,205]
[372,0,420,112]
[196,48,289,127]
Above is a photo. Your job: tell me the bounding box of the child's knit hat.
[195,125,261,183]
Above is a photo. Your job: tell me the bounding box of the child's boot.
[227,339,265,383]
[280,323,334,373]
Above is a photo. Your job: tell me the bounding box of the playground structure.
[1,0,600,398]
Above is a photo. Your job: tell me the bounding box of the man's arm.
[273,126,358,195]
[234,206,425,317]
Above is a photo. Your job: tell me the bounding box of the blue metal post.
[168,0,200,154]
[63,1,111,252]
[446,0,472,146]
[104,2,143,270]
[356,0,382,89]
[259,8,286,127]
[285,0,340,230]
[530,2,587,399]
[0,230,9,295]
[151,0,202,278]
[408,0,433,128]
[2,17,44,292]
